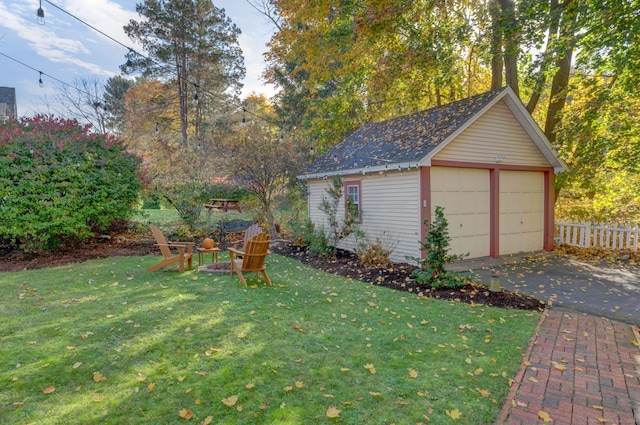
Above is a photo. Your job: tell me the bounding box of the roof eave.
[298,160,420,180]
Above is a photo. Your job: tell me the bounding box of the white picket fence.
[555,220,640,252]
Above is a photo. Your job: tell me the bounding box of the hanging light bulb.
[125,49,134,68]
[155,123,159,135]
[37,0,45,25]
[38,72,43,88]
[193,91,198,105]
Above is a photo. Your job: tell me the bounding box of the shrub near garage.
[0,115,142,252]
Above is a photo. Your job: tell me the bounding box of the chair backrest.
[150,224,172,260]
[241,224,263,249]
[241,232,270,271]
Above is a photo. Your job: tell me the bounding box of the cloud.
[62,0,142,50]
[0,0,143,76]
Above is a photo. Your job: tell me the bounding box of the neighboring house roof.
[301,86,566,179]
[0,87,17,119]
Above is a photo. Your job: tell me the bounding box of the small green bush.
[286,218,332,257]
[318,176,358,256]
[354,229,394,268]
[407,206,468,289]
[0,115,142,251]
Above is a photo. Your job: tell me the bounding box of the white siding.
[307,171,421,263]
[434,99,549,166]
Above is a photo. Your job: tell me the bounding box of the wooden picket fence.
[555,220,640,252]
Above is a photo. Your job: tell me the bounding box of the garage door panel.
[499,171,544,255]
[431,167,489,258]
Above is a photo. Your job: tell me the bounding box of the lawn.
[0,252,539,424]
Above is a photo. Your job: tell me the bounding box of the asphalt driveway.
[452,252,640,325]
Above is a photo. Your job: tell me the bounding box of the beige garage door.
[431,167,490,258]
[499,170,544,255]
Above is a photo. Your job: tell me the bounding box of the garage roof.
[301,86,566,179]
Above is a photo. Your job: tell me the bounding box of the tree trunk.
[526,0,560,113]
[176,53,189,148]
[544,0,578,145]
[489,0,504,89]
[497,0,519,96]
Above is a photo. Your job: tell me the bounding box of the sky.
[0,0,277,117]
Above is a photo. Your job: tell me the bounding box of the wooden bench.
[215,219,256,241]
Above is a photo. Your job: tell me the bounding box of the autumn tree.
[263,0,491,153]
[123,79,231,185]
[123,0,245,148]
[226,95,306,237]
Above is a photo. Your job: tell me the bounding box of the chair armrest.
[228,247,245,261]
[167,241,194,253]
[228,247,245,256]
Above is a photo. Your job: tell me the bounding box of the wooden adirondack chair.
[231,223,263,251]
[147,224,194,273]
[228,232,272,286]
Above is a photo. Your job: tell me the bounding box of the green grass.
[0,253,539,424]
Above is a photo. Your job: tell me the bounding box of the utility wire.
[0,51,97,100]
[43,0,277,127]
[44,0,131,53]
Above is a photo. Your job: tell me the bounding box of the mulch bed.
[270,244,544,311]
[0,237,544,311]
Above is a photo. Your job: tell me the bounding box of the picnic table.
[203,198,242,213]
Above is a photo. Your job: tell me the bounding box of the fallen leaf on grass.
[446,408,462,419]
[201,416,213,425]
[43,386,55,394]
[408,369,418,378]
[72,362,83,369]
[222,395,238,407]
[147,383,156,393]
[179,408,193,419]
[93,372,106,382]
[326,406,341,418]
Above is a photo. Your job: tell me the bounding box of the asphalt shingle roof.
[304,87,508,176]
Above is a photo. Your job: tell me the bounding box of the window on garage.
[344,180,362,223]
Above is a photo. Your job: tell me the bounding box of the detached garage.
[300,86,567,262]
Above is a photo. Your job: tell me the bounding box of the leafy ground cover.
[0,252,540,424]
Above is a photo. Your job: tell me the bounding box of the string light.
[0,51,98,100]
[37,0,45,25]
[25,0,294,137]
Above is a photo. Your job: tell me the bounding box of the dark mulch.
[271,244,544,311]
[0,237,157,272]
[0,237,544,311]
